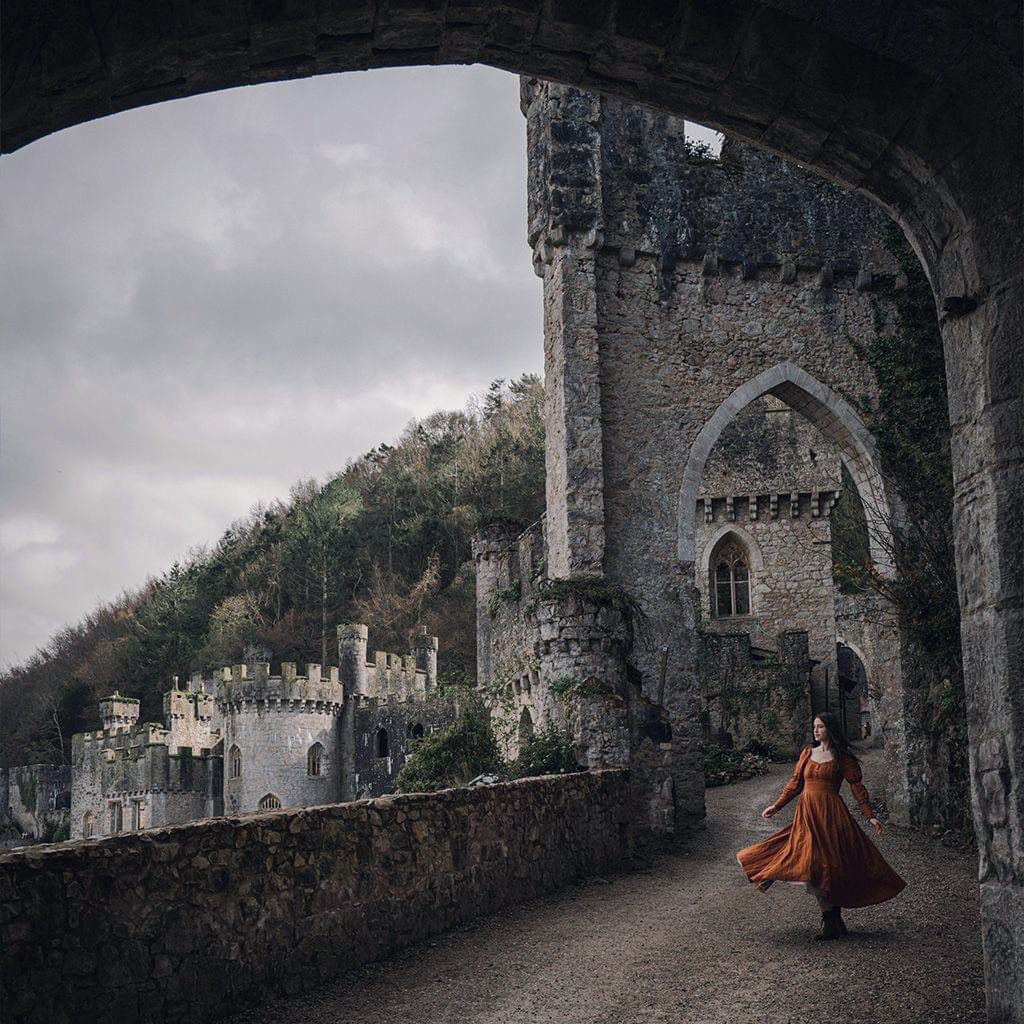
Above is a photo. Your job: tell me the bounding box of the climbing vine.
[836,226,969,830]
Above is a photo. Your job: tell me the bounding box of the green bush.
[509,724,579,779]
[395,702,504,793]
[704,743,770,788]
[39,817,70,844]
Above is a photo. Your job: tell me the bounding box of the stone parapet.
[215,663,344,712]
[697,490,840,523]
[0,770,632,1024]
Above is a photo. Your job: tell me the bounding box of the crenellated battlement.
[67,622,451,836]
[336,622,438,698]
[215,662,345,712]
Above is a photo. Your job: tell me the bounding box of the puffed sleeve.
[772,747,811,811]
[843,756,876,819]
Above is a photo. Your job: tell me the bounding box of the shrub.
[509,724,580,779]
[704,743,770,788]
[395,702,504,793]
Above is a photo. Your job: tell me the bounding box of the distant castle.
[19,624,456,842]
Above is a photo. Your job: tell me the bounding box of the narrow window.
[411,723,424,740]
[712,541,752,618]
[108,801,123,834]
[518,707,535,748]
[229,745,242,780]
[376,727,389,758]
[258,793,282,811]
[82,811,94,838]
[307,742,324,777]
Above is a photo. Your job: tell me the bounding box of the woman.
[736,712,906,939]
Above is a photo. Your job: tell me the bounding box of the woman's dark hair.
[814,711,860,762]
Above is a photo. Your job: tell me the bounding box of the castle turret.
[412,626,438,689]
[472,523,519,689]
[217,660,344,815]
[338,624,369,696]
[99,693,139,732]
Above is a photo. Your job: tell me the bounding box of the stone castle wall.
[71,684,224,840]
[699,397,843,502]
[474,520,676,834]
[524,80,915,830]
[695,489,838,719]
[0,770,632,1024]
[349,694,457,799]
[699,631,812,757]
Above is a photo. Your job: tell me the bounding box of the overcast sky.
[0,66,721,670]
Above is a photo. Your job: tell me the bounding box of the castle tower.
[472,523,519,689]
[338,624,369,696]
[99,693,139,733]
[218,662,344,815]
[412,627,438,689]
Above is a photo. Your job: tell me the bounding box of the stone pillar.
[525,79,606,579]
[472,525,515,690]
[541,239,606,577]
[942,267,1023,1023]
[337,624,369,697]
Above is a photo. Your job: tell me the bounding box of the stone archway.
[680,362,918,827]
[678,361,896,576]
[2,3,1019,1017]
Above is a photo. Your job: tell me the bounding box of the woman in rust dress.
[737,712,906,939]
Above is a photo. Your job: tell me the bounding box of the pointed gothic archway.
[679,360,921,828]
[677,361,897,577]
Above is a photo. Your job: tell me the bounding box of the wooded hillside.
[0,376,544,768]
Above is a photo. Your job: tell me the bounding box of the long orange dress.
[736,746,906,908]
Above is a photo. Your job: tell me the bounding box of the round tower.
[412,626,438,689]
[218,663,344,814]
[337,623,369,696]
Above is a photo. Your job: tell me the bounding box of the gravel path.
[228,753,985,1024]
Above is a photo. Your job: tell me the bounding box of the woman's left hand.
[869,817,883,836]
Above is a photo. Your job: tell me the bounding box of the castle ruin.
[475,80,929,834]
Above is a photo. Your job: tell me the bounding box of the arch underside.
[678,361,896,577]
[4,0,1014,289]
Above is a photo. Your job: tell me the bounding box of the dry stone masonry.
[0,770,632,1024]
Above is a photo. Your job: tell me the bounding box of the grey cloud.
[0,66,541,667]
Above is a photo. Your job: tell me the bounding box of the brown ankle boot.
[815,908,842,940]
[835,908,848,935]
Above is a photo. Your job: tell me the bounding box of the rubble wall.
[0,770,632,1024]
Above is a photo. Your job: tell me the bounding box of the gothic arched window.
[82,811,94,838]
[376,728,389,758]
[228,744,242,780]
[307,742,324,777]
[713,541,751,617]
[258,793,282,811]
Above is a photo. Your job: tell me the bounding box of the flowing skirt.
[736,790,906,908]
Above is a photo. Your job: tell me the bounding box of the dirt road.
[228,753,985,1024]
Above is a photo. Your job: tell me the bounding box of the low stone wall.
[0,769,632,1024]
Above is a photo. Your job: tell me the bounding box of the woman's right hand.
[761,805,777,819]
